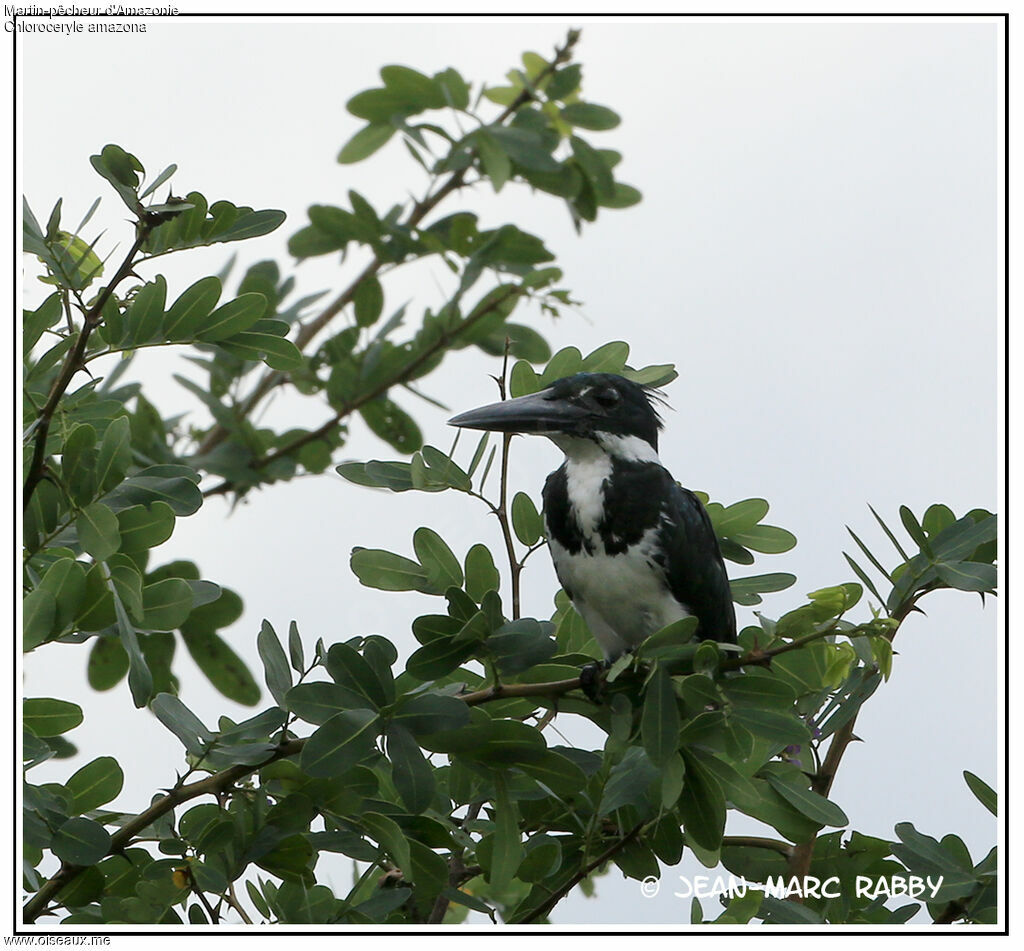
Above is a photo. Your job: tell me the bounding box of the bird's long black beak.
[448,389,586,435]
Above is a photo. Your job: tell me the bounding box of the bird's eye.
[594,387,620,407]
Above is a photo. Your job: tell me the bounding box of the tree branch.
[784,596,919,889]
[516,821,645,924]
[201,283,523,498]
[23,222,153,509]
[193,29,580,462]
[24,669,585,923]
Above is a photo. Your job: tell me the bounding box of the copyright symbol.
[640,875,660,898]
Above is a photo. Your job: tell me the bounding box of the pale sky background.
[18,12,1002,929]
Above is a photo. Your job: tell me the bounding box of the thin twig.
[516,821,645,924]
[201,284,523,497]
[23,223,153,508]
[24,671,584,923]
[784,596,920,889]
[194,29,580,461]
[225,880,254,925]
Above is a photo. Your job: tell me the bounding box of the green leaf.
[22,588,56,651]
[62,423,98,506]
[104,465,203,517]
[762,765,848,827]
[899,505,932,555]
[116,502,175,552]
[217,208,286,243]
[436,67,470,109]
[515,749,589,799]
[693,751,760,811]
[87,637,129,691]
[477,131,512,192]
[353,276,384,327]
[931,513,997,562]
[637,616,700,663]
[360,812,411,881]
[600,182,643,209]
[730,524,797,554]
[486,126,560,172]
[163,276,221,341]
[350,547,430,593]
[325,642,389,709]
[138,162,177,200]
[598,746,658,816]
[300,710,379,778]
[23,293,61,355]
[360,399,422,453]
[217,331,303,371]
[935,561,996,592]
[510,492,543,545]
[24,698,83,737]
[721,676,797,710]
[641,665,680,765]
[150,693,214,756]
[51,817,111,866]
[420,446,473,491]
[964,771,997,816]
[194,293,267,342]
[730,708,811,747]
[140,578,194,631]
[486,619,556,675]
[390,694,471,736]
[679,749,726,851]
[288,620,305,674]
[381,64,446,107]
[94,416,132,494]
[122,276,167,345]
[338,124,396,164]
[547,63,582,100]
[76,502,120,561]
[712,498,770,537]
[405,638,475,681]
[413,527,463,593]
[561,103,621,130]
[386,723,435,814]
[257,620,293,707]
[66,757,124,814]
[570,135,614,200]
[89,144,143,212]
[729,572,797,606]
[489,774,523,892]
[180,627,260,706]
[286,681,373,724]
[540,346,584,385]
[464,544,500,601]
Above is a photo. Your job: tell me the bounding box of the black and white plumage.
[448,372,736,659]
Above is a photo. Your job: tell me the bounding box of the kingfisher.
[448,372,736,663]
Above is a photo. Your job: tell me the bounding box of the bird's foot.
[580,660,610,703]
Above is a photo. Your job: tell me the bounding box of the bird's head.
[448,372,664,458]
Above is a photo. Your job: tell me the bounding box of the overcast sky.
[19,12,1002,928]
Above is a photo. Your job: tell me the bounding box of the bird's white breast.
[562,449,613,542]
[548,526,691,658]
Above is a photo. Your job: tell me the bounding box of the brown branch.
[458,677,582,706]
[194,29,580,461]
[23,737,303,923]
[23,223,153,509]
[224,879,254,925]
[784,597,919,889]
[24,670,584,923]
[517,821,645,924]
[201,283,523,498]
[490,344,526,620]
